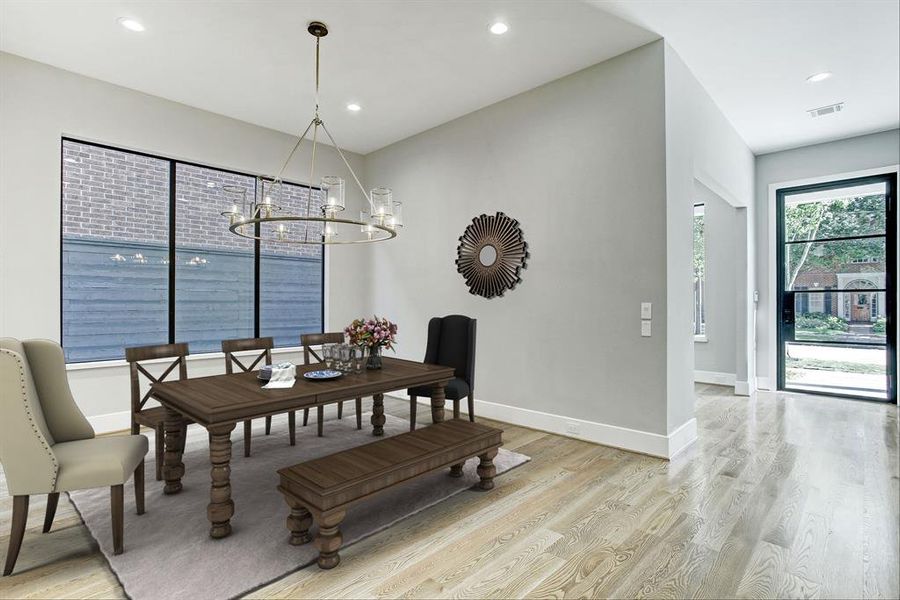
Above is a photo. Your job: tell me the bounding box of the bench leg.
[243,420,252,458]
[409,395,417,431]
[303,408,309,426]
[315,509,346,569]
[371,393,385,436]
[356,398,362,430]
[477,449,498,490]
[449,462,464,478]
[285,498,312,546]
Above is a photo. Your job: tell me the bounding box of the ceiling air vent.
[807,102,845,118]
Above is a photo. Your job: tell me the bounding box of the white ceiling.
[598,0,900,154]
[0,0,656,154]
[2,1,897,156]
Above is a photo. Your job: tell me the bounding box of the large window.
[61,139,324,363]
[692,203,706,337]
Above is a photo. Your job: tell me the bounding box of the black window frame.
[59,137,326,361]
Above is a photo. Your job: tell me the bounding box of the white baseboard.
[388,393,696,460]
[694,370,736,386]
[756,376,774,391]
[87,410,131,434]
[734,380,755,396]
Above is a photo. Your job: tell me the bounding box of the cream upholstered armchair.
[0,338,148,576]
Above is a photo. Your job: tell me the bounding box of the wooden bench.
[277,419,503,569]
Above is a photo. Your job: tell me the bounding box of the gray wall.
[694,182,737,375]
[0,52,370,419]
[365,42,670,435]
[663,43,755,417]
[755,129,900,388]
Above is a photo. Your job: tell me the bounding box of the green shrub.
[873,317,887,333]
[796,312,849,332]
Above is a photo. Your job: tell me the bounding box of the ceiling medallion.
[456,212,529,299]
[221,21,402,245]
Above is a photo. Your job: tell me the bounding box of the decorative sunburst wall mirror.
[456,212,529,298]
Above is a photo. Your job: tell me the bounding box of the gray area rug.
[69,410,529,600]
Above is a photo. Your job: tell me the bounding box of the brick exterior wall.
[62,140,323,258]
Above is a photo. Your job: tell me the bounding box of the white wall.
[754,129,900,389]
[364,42,674,453]
[694,181,737,379]
[663,43,756,413]
[0,52,370,422]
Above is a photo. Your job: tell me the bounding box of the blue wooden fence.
[62,238,322,362]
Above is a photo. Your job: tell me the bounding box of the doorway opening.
[776,173,896,401]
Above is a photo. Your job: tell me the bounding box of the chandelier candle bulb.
[389,201,403,228]
[371,188,393,220]
[322,176,345,214]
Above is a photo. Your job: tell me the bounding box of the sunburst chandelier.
[221,21,401,245]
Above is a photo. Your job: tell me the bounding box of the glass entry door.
[777,173,897,401]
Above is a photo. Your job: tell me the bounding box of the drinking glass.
[323,344,334,369]
[339,344,352,372]
[352,346,364,373]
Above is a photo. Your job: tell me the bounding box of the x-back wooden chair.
[300,332,362,436]
[125,343,192,481]
[221,337,293,457]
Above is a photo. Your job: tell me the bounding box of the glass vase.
[366,346,383,370]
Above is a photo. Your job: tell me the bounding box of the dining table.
[150,356,455,539]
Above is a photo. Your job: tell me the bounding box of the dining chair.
[300,332,362,436]
[125,343,192,481]
[407,315,477,430]
[222,337,293,457]
[1,338,148,575]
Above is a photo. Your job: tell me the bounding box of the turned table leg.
[207,422,236,539]
[431,381,448,424]
[315,509,346,569]
[163,407,185,495]
[477,449,498,490]
[285,498,313,546]
[449,462,464,478]
[371,393,385,436]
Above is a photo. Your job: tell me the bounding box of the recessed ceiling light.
[346,103,361,112]
[489,22,508,35]
[117,17,145,32]
[806,71,832,83]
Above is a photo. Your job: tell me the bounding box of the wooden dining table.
[150,356,455,539]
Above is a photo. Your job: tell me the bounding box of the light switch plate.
[641,321,651,337]
[641,302,652,319]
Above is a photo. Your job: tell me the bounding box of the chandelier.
[221,21,401,244]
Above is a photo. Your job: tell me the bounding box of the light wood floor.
[0,386,897,599]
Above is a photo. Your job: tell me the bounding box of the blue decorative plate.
[303,369,342,381]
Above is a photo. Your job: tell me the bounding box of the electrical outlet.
[641,302,652,319]
[565,422,580,435]
[641,321,652,337]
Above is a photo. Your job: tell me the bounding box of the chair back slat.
[222,337,273,374]
[300,332,344,365]
[125,343,190,415]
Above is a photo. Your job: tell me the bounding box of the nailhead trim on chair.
[1,349,59,490]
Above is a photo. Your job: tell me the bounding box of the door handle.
[782,292,795,325]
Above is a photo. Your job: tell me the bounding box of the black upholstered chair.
[407,315,476,430]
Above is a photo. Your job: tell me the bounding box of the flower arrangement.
[345,316,398,350]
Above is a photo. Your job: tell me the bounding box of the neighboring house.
[793,259,885,323]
